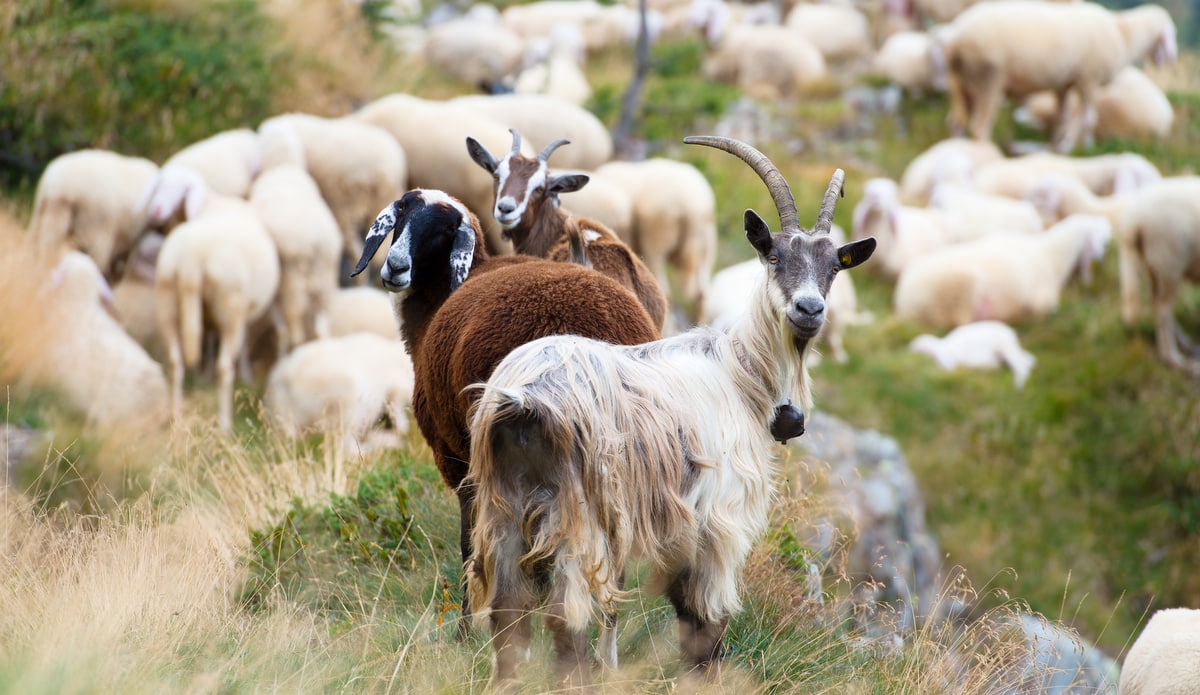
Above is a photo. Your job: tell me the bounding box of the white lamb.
[909,320,1036,389]
[1118,607,1200,695]
[263,333,414,453]
[893,214,1113,330]
[154,193,280,430]
[23,250,169,430]
[28,149,158,280]
[898,137,1004,205]
[871,30,948,96]
[325,286,401,341]
[162,127,262,199]
[448,93,614,170]
[851,177,964,280]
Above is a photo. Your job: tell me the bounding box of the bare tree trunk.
[613,0,650,160]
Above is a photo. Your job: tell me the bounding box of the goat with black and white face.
[465,135,875,691]
[466,128,669,331]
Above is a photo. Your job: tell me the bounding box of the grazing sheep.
[695,0,828,99]
[1015,66,1175,143]
[325,286,400,340]
[500,0,655,53]
[898,137,1004,205]
[940,1,1176,151]
[784,1,872,65]
[591,157,719,325]
[871,30,949,96]
[351,93,533,255]
[263,333,414,453]
[464,136,874,689]
[450,93,614,170]
[155,194,280,430]
[19,250,169,430]
[466,130,668,331]
[512,23,593,106]
[28,149,158,280]
[893,214,1112,329]
[421,9,528,92]
[257,113,407,282]
[162,127,262,199]
[349,188,661,634]
[909,320,1036,389]
[1118,607,1200,695]
[1117,176,1200,376]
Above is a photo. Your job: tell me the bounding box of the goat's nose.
[386,256,410,276]
[497,200,516,214]
[794,296,825,317]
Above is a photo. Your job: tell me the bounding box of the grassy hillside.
[1,0,1198,690]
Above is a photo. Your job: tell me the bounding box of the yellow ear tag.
[840,253,852,267]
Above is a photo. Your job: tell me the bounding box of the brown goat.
[466,129,669,332]
[350,188,660,636]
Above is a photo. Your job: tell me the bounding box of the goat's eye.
[767,255,779,265]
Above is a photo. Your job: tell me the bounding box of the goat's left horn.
[684,135,800,234]
[816,169,845,235]
[538,138,570,162]
[508,128,522,154]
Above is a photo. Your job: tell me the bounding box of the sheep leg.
[215,312,249,432]
[1151,283,1199,375]
[1051,87,1078,154]
[166,336,185,423]
[968,71,1004,143]
[666,568,727,682]
[545,581,594,691]
[1118,241,1143,325]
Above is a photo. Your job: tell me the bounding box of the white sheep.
[351,92,535,255]
[448,93,614,170]
[784,1,872,65]
[111,232,167,363]
[512,23,593,106]
[421,9,529,92]
[263,333,414,453]
[927,182,1045,236]
[28,149,158,280]
[162,127,262,199]
[1015,66,1175,143]
[898,137,1004,205]
[1116,176,1200,376]
[909,320,1037,389]
[939,1,1176,151]
[256,113,407,282]
[249,163,342,356]
[893,214,1113,329]
[464,137,875,688]
[871,30,948,96]
[325,286,401,341]
[500,0,658,54]
[974,150,1162,202]
[1118,607,1200,695]
[23,250,169,430]
[695,0,828,99]
[589,157,718,324]
[154,193,280,430]
[558,167,637,243]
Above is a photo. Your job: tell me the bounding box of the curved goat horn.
[538,138,570,162]
[684,135,799,233]
[815,168,845,235]
[508,128,522,155]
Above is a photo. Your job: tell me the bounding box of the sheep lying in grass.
[464,136,875,689]
[894,214,1112,329]
[24,251,169,430]
[1118,607,1200,695]
[349,188,662,635]
[909,320,1036,389]
[29,149,158,280]
[263,333,414,453]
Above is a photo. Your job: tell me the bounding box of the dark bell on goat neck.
[770,400,806,443]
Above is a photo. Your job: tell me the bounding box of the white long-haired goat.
[464,136,876,690]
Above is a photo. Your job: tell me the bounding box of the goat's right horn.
[538,138,570,162]
[508,128,522,155]
[815,169,845,235]
[684,135,800,234]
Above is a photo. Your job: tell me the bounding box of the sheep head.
[684,135,875,341]
[466,129,588,240]
[350,189,483,296]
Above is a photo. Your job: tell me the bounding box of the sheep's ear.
[352,201,398,277]
[134,172,160,213]
[184,180,207,220]
[837,237,876,270]
[466,137,499,175]
[448,220,477,292]
[745,209,773,258]
[547,173,588,195]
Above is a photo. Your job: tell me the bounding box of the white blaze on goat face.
[494,156,547,230]
[382,226,413,295]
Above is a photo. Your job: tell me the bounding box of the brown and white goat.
[466,129,669,332]
[465,136,876,690]
[349,188,660,637]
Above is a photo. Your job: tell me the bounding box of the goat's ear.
[466,137,499,174]
[745,209,773,258]
[837,237,876,270]
[352,201,399,277]
[448,220,477,292]
[547,173,589,195]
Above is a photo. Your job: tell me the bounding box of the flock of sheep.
[8,0,1199,689]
